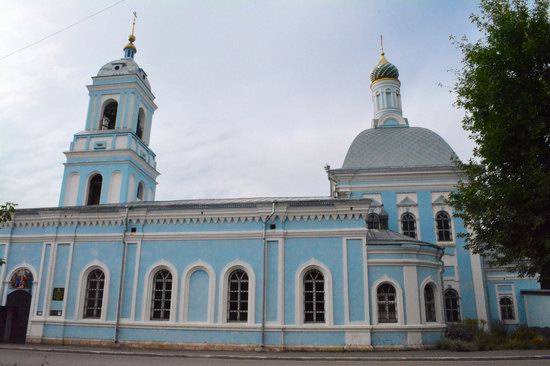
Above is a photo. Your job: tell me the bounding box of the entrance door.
[6,290,31,343]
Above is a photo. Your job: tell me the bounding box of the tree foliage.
[0,202,16,224]
[449,0,550,287]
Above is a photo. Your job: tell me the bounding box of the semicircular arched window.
[444,289,460,323]
[401,212,417,238]
[303,269,325,323]
[377,283,397,323]
[83,269,105,319]
[150,269,173,321]
[227,269,249,322]
[424,284,436,322]
[499,296,515,321]
[436,211,453,242]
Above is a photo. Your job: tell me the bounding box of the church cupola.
[370,36,409,129]
[58,16,159,207]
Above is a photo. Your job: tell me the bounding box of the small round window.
[114,65,120,70]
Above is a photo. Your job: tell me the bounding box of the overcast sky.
[0,1,480,208]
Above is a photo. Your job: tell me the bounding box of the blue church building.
[0,32,543,350]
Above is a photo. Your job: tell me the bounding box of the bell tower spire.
[123,12,138,59]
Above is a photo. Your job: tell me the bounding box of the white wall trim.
[371,275,405,326]
[74,260,111,322]
[141,260,178,323]
[294,258,334,326]
[180,260,215,323]
[218,260,256,325]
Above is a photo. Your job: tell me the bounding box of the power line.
[0,0,127,62]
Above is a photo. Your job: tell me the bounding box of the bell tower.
[58,20,159,207]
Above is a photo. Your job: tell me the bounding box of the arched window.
[424,284,436,322]
[227,269,248,322]
[377,284,397,323]
[136,182,145,201]
[100,101,118,130]
[150,269,172,321]
[136,108,145,139]
[367,213,380,229]
[444,289,460,322]
[436,211,453,241]
[499,296,515,321]
[86,174,103,206]
[303,269,325,323]
[401,212,417,238]
[83,269,105,319]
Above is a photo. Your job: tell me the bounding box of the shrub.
[489,320,508,339]
[511,325,538,342]
[445,324,474,341]
[437,338,480,352]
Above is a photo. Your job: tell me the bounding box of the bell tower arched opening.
[137,108,145,139]
[100,101,118,130]
[87,174,103,205]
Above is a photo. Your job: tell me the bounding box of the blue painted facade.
[0,38,540,350]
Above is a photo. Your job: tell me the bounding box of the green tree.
[449,0,550,288]
[0,202,16,265]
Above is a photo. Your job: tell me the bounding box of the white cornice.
[63,149,159,178]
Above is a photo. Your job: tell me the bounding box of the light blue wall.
[347,239,365,322]
[266,240,279,322]
[187,270,209,322]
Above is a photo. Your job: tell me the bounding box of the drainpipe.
[114,205,130,345]
[260,201,276,351]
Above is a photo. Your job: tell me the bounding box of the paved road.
[1,349,550,366]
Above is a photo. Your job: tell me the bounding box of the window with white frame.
[436,211,453,242]
[150,269,172,321]
[499,296,516,321]
[401,212,417,238]
[424,284,437,322]
[83,269,105,319]
[444,289,461,322]
[377,283,398,323]
[227,269,248,322]
[303,269,325,323]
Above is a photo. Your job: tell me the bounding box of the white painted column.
[404,265,422,346]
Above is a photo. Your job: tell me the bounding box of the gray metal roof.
[367,229,440,249]
[97,58,151,90]
[342,127,458,170]
[15,196,371,214]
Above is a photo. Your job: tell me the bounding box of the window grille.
[401,212,417,238]
[424,284,436,322]
[499,296,515,321]
[436,211,453,241]
[303,269,325,323]
[444,289,461,322]
[150,269,172,321]
[227,269,248,322]
[367,213,380,229]
[377,284,398,323]
[83,269,105,319]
